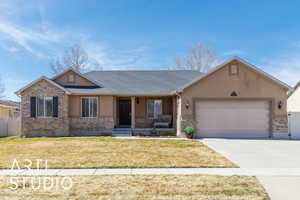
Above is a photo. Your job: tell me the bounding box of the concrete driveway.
[202,139,300,200]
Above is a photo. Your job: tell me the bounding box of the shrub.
[184,126,195,138]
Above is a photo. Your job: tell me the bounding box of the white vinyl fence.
[0,118,21,137]
[288,112,300,139]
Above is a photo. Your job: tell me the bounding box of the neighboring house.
[0,100,19,118]
[288,82,300,112]
[16,57,291,138]
[287,82,300,138]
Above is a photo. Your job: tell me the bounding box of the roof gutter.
[70,93,174,97]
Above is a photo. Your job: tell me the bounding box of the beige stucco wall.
[178,60,289,137]
[53,70,96,86]
[20,79,69,137]
[288,87,300,112]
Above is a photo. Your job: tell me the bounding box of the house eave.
[174,56,293,93]
[51,68,104,88]
[70,93,174,97]
[15,76,72,96]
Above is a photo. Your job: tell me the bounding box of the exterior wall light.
[185,100,190,109]
[278,101,283,109]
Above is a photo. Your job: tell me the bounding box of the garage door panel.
[195,101,270,138]
[196,129,269,138]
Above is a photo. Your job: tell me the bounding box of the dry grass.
[0,175,269,200]
[0,137,237,169]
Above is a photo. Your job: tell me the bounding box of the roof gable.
[175,57,292,93]
[51,68,103,87]
[15,76,71,95]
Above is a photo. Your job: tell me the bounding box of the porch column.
[172,96,177,128]
[131,96,136,128]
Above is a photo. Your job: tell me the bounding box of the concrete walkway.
[2,168,300,176]
[202,139,300,200]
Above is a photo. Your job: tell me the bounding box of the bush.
[184,126,195,138]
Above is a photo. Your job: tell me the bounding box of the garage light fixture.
[185,100,190,109]
[278,101,283,109]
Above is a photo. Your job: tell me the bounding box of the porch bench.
[153,115,172,128]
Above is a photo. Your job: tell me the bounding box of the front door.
[119,100,131,126]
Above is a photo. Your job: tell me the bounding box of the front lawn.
[0,137,237,169]
[0,175,269,200]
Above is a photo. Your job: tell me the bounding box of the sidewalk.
[2,168,300,176]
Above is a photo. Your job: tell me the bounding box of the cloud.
[264,53,300,87]
[0,1,158,70]
[7,46,19,53]
[0,22,38,53]
[0,43,19,53]
[0,0,82,57]
[84,43,161,70]
[0,21,73,57]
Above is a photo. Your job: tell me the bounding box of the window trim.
[147,99,163,119]
[36,96,53,118]
[80,97,98,118]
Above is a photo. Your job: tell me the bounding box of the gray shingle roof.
[67,70,204,95]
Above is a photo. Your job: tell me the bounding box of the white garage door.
[195,101,270,138]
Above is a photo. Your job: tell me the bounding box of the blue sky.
[1,0,300,101]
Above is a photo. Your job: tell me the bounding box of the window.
[147,99,162,118]
[230,64,238,75]
[68,74,75,83]
[37,97,53,117]
[81,97,98,117]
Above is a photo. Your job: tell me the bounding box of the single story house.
[16,57,291,138]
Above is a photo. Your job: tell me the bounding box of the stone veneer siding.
[272,115,289,137]
[21,80,69,137]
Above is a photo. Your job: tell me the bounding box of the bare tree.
[174,42,218,72]
[50,44,101,75]
[0,75,5,99]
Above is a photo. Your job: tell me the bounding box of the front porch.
[115,96,177,130]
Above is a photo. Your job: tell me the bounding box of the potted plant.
[184,126,195,139]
